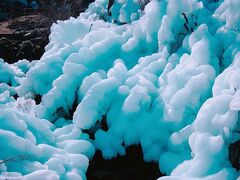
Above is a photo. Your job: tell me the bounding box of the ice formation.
[0,0,240,179]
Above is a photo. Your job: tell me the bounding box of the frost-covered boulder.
[167,52,240,180]
[0,104,94,179]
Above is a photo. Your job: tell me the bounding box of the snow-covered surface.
[1,0,240,179]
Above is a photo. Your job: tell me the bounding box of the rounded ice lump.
[0,0,240,179]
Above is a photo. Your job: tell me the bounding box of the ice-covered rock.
[0,0,240,179]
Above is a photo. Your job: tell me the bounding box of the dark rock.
[0,0,94,63]
[33,45,42,58]
[0,14,50,63]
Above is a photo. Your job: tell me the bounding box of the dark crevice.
[169,12,198,54]
[82,115,109,140]
[100,115,108,131]
[34,94,42,105]
[13,93,19,100]
[87,146,164,180]
[68,96,79,120]
[54,91,79,121]
[228,113,240,171]
[229,139,240,171]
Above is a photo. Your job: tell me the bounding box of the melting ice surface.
[0,0,240,179]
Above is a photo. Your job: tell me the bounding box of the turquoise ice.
[0,0,240,179]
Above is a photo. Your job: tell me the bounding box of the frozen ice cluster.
[1,0,240,179]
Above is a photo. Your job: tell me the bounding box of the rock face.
[0,15,50,63]
[36,0,95,17]
[0,0,94,63]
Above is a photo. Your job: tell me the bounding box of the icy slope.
[0,0,240,179]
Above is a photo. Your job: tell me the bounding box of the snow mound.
[1,0,240,179]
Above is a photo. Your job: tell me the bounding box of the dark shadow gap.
[87,145,165,180]
[229,139,240,171]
